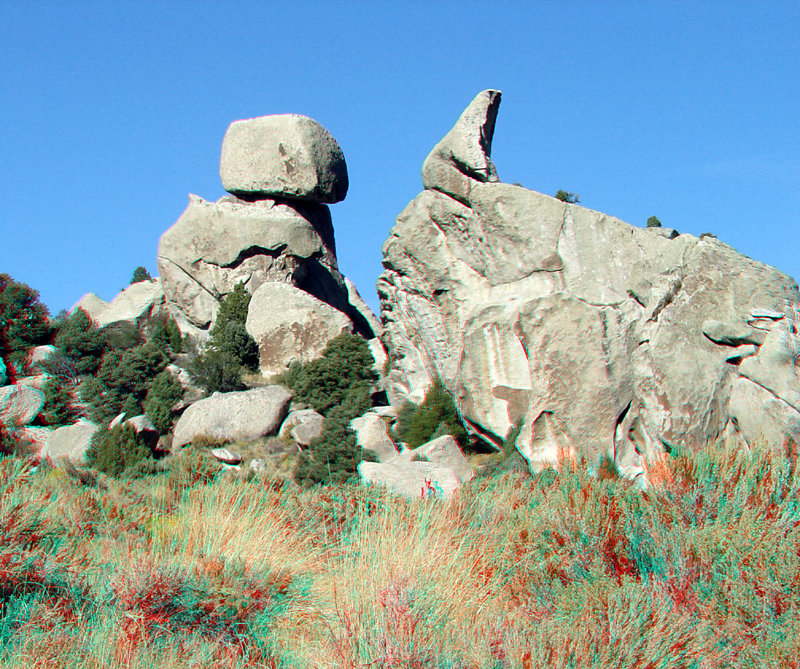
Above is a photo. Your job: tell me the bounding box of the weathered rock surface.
[397,435,474,483]
[210,447,242,465]
[70,293,108,322]
[0,385,45,426]
[245,282,352,375]
[358,460,463,500]
[280,408,324,447]
[27,345,57,372]
[172,386,292,449]
[220,114,348,203]
[158,194,338,330]
[42,420,98,465]
[350,412,398,462]
[96,280,166,332]
[379,90,800,482]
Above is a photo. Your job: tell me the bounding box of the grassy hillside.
[1,439,799,668]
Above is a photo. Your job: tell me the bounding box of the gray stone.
[350,412,398,462]
[158,194,337,330]
[280,409,324,447]
[220,114,348,204]
[42,420,98,465]
[245,282,352,376]
[0,385,45,426]
[172,386,291,449]
[27,345,58,372]
[422,90,501,205]
[358,460,464,500]
[702,319,766,346]
[70,293,108,323]
[728,376,800,447]
[210,447,242,465]
[397,435,474,483]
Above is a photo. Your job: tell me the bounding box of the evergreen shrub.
[52,308,106,376]
[144,369,183,435]
[40,377,80,427]
[393,378,468,450]
[85,423,153,477]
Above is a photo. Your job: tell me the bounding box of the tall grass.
[1,438,799,667]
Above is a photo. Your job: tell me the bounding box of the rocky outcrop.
[280,409,324,447]
[350,411,398,462]
[172,386,292,449]
[70,293,108,322]
[220,114,348,203]
[157,113,377,368]
[379,90,800,483]
[95,280,166,331]
[0,385,45,426]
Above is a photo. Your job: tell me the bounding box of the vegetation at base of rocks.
[81,341,169,426]
[188,282,259,394]
[2,439,800,667]
[0,422,34,457]
[149,315,183,356]
[39,376,80,427]
[85,423,154,477]
[130,266,152,284]
[0,273,51,369]
[281,331,378,415]
[647,215,663,228]
[282,332,379,486]
[393,378,469,450]
[50,307,107,376]
[144,369,183,435]
[554,189,580,203]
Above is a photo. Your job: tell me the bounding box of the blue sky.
[2,1,799,317]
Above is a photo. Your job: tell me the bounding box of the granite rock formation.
[379,90,800,483]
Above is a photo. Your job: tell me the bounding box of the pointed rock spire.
[422,89,502,205]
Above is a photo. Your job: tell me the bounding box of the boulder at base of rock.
[0,385,45,426]
[398,435,474,483]
[220,114,349,204]
[358,460,463,500]
[172,386,292,448]
[350,412,398,462]
[280,409,324,447]
[42,420,98,465]
[246,282,353,376]
[210,447,242,465]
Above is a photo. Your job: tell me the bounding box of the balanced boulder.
[220,114,348,204]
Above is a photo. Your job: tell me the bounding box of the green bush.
[646,215,662,228]
[283,332,377,414]
[294,389,377,486]
[144,370,183,435]
[85,423,153,477]
[0,273,51,369]
[40,377,80,427]
[53,308,106,376]
[393,379,468,450]
[188,282,259,394]
[130,266,151,284]
[554,189,580,204]
[81,342,168,425]
[150,316,183,356]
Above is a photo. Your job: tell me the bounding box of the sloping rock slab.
[96,280,166,331]
[350,412,398,462]
[69,293,108,322]
[172,386,292,448]
[397,435,474,483]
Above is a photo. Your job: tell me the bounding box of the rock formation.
[157,113,380,374]
[379,90,800,483]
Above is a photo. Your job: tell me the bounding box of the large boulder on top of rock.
[0,385,45,426]
[42,420,98,465]
[245,282,353,376]
[172,385,292,449]
[220,114,348,204]
[379,89,800,483]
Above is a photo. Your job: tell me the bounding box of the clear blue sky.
[2,1,799,317]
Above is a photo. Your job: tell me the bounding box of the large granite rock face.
[172,386,292,449]
[379,90,800,483]
[158,113,376,369]
[220,114,348,204]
